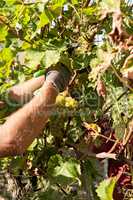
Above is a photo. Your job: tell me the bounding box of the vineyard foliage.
[0,0,133,199]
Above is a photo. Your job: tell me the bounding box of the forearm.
[0,82,58,157]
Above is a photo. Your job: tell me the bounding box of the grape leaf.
[37,12,50,29]
[71,0,78,5]
[0,26,8,42]
[48,154,81,180]
[96,177,117,200]
[42,50,60,68]
[100,0,120,11]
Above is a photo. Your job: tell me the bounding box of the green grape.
[56,95,66,106]
[65,97,78,108]
[56,95,78,108]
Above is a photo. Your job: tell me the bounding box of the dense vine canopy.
[0,0,133,199]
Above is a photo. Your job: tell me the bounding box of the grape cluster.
[56,95,78,109]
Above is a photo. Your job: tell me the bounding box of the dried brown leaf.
[96,79,106,98]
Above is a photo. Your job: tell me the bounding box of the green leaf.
[27,139,37,151]
[71,0,78,5]
[23,9,30,25]
[52,0,67,9]
[0,0,6,7]
[38,12,50,29]
[10,157,25,175]
[42,50,60,68]
[37,7,57,29]
[18,50,45,68]
[0,26,8,42]
[113,120,126,139]
[96,177,117,200]
[0,48,14,77]
[0,48,13,62]
[83,7,98,16]
[5,0,16,5]
[48,154,81,180]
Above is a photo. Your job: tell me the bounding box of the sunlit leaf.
[27,139,37,151]
[52,0,67,9]
[42,50,60,68]
[71,0,78,5]
[17,50,45,68]
[83,7,98,16]
[5,0,16,5]
[0,26,8,42]
[100,0,120,11]
[37,12,50,29]
[96,177,117,200]
[0,48,14,77]
[23,9,30,25]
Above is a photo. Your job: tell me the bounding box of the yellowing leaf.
[83,122,101,140]
[0,48,13,62]
[23,9,30,25]
[5,0,16,5]
[27,139,37,151]
[121,54,133,80]
[37,12,49,29]
[71,0,78,5]
[0,26,8,42]
[52,0,67,9]
[0,48,14,77]
[83,122,101,133]
[83,7,98,16]
[96,177,117,200]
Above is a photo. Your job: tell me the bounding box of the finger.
[8,76,45,104]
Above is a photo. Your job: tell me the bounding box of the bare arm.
[0,65,71,157]
[0,81,58,157]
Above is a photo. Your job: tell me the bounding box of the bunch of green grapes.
[56,95,78,109]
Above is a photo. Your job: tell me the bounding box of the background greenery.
[0,0,132,199]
